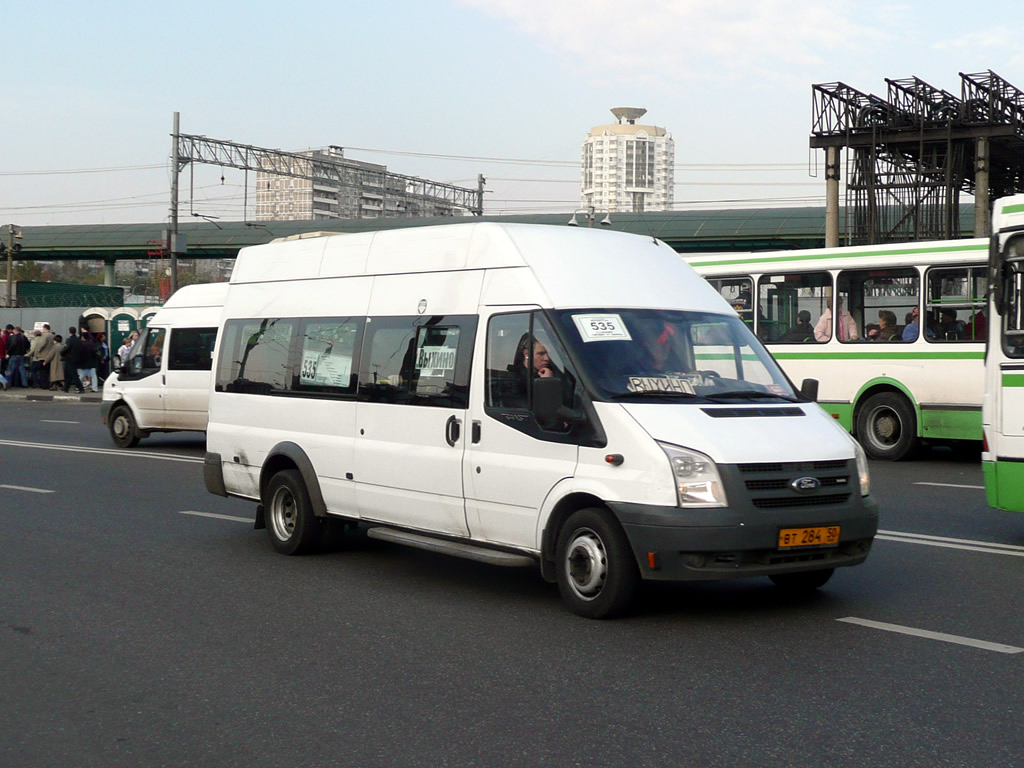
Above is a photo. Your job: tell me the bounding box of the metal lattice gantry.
[810,71,1024,245]
[175,133,484,216]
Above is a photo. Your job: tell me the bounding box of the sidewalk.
[0,385,102,403]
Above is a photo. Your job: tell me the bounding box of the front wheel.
[108,404,141,448]
[856,392,918,461]
[264,470,319,555]
[555,508,639,619]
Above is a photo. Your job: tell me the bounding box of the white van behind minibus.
[102,282,226,448]
[204,223,878,618]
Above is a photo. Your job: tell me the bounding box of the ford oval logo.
[791,476,820,493]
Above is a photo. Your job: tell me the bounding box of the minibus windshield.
[552,308,798,403]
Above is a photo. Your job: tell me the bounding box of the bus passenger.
[878,310,899,341]
[939,309,964,340]
[814,298,859,342]
[782,310,815,342]
[902,307,920,341]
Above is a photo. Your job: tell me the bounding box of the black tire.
[856,392,918,461]
[108,404,141,448]
[555,507,639,619]
[769,568,835,592]
[264,470,319,555]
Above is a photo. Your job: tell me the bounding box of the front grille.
[753,493,851,509]
[733,459,854,511]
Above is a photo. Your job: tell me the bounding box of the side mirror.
[533,376,564,430]
[800,378,819,402]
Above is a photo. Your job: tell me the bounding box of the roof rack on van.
[270,231,342,243]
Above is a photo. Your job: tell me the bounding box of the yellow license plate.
[778,526,840,549]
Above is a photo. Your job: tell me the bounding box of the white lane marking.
[41,419,80,424]
[878,529,1024,552]
[179,510,252,524]
[877,529,1024,557]
[838,617,1024,654]
[913,481,984,490]
[0,484,55,494]
[0,438,202,464]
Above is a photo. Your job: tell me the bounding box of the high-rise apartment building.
[255,147,478,221]
[581,108,674,213]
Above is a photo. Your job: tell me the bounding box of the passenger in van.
[814,297,859,342]
[782,310,815,342]
[499,333,559,408]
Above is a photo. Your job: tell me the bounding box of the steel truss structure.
[175,134,483,218]
[811,70,1024,244]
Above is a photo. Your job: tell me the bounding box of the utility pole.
[169,112,180,295]
[476,174,486,216]
[4,224,23,307]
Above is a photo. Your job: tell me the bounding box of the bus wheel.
[856,392,918,461]
[264,470,318,555]
[108,404,141,448]
[769,568,834,591]
[555,508,639,619]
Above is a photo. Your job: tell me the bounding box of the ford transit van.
[204,224,877,618]
[102,282,226,448]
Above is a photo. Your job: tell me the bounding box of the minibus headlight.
[659,443,728,508]
[854,439,871,497]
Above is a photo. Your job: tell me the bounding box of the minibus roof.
[231,222,731,314]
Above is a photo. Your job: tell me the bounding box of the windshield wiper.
[704,390,797,402]
[608,390,702,399]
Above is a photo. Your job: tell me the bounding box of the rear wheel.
[856,392,918,461]
[555,508,639,619]
[108,404,140,448]
[264,470,319,555]
[769,568,834,592]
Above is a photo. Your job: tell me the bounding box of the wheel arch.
[852,377,920,438]
[259,442,328,517]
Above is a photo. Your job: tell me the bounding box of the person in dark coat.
[61,327,84,393]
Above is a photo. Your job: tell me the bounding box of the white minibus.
[102,282,226,448]
[204,224,878,618]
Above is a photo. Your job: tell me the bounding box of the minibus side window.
[357,315,475,408]
[293,317,362,396]
[484,311,590,442]
[124,327,165,379]
[168,327,217,371]
[215,318,296,395]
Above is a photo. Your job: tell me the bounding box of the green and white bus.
[983,194,1024,512]
[687,239,988,460]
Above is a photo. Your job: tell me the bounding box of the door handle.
[471,420,481,444]
[445,415,461,447]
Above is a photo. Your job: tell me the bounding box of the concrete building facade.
[581,107,674,213]
[254,147,468,221]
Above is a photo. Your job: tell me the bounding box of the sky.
[2,0,1022,226]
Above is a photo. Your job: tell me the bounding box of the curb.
[2,391,103,404]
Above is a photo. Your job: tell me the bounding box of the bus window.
[706,277,754,331]
[838,268,919,343]
[1003,263,1024,357]
[758,272,831,343]
[925,266,986,342]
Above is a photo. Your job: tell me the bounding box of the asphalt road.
[1,399,1022,768]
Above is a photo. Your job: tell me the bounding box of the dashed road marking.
[838,617,1024,654]
[0,484,55,494]
[877,529,1024,557]
[179,510,252,524]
